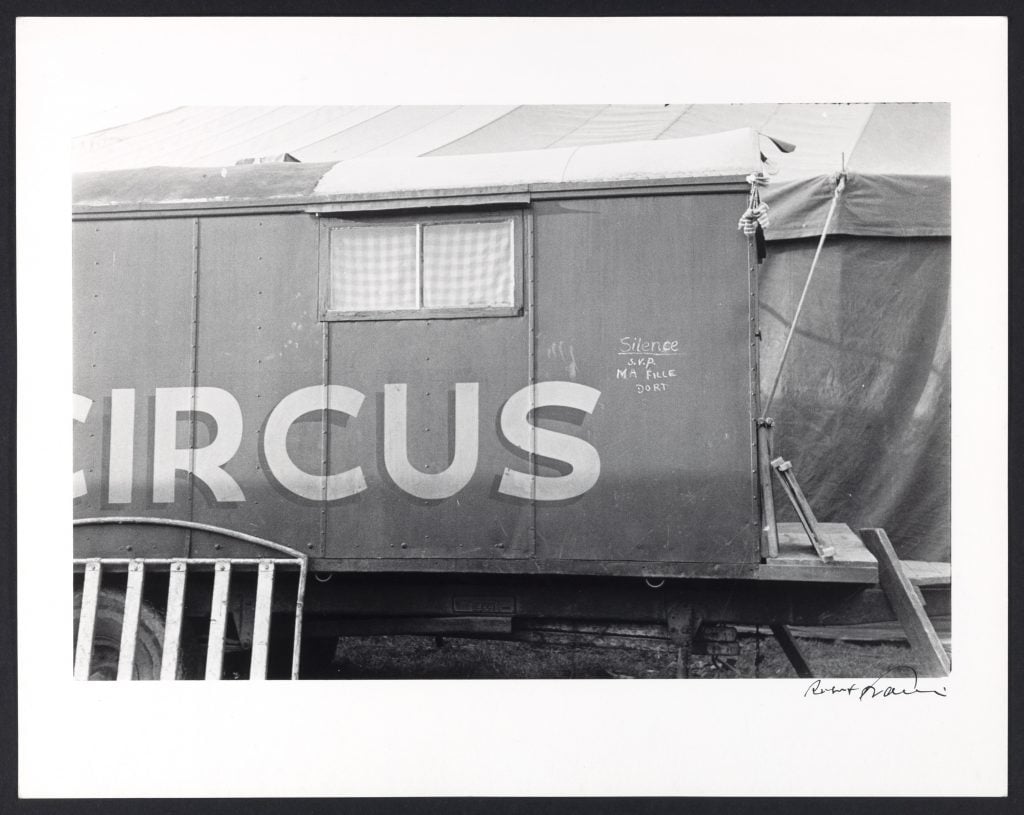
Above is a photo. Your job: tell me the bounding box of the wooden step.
[758,524,952,588]
[900,559,951,586]
[757,522,877,582]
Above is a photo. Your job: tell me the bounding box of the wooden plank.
[755,562,880,584]
[901,560,952,586]
[205,561,232,681]
[332,616,513,636]
[860,528,950,677]
[770,624,814,678]
[774,522,878,566]
[515,630,676,652]
[524,621,669,639]
[759,522,879,582]
[74,560,102,681]
[116,560,145,680]
[786,618,952,648]
[248,561,275,681]
[908,576,927,608]
[756,422,779,558]
[160,561,187,681]
[293,556,759,581]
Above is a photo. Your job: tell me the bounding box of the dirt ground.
[302,631,947,680]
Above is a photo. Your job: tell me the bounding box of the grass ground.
[304,632,942,680]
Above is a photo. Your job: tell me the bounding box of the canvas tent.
[73,104,951,560]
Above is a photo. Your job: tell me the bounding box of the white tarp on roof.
[313,129,761,196]
[72,103,950,184]
[73,104,949,239]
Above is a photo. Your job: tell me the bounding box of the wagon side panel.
[532,192,758,565]
[192,213,323,552]
[73,218,196,556]
[322,310,534,560]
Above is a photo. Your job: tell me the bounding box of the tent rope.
[760,172,846,420]
[738,173,770,236]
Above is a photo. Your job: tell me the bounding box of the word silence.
[616,335,679,394]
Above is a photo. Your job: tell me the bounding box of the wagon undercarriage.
[73,519,951,680]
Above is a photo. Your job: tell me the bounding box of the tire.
[73,587,165,680]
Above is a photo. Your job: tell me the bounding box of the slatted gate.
[73,520,308,680]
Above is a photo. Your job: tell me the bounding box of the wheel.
[73,587,165,680]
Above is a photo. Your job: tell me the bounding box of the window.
[319,212,524,320]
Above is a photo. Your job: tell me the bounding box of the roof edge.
[314,129,762,198]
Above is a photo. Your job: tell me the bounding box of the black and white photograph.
[14,16,1008,800]
[69,102,952,683]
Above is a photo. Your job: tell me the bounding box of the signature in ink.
[803,667,947,700]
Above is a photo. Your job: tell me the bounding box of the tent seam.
[843,103,877,170]
[295,106,400,152]
[422,106,522,156]
[651,103,693,140]
[547,105,611,148]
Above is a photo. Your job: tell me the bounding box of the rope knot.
[739,171,771,235]
[738,202,770,235]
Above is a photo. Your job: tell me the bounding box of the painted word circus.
[73,382,601,504]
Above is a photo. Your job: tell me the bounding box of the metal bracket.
[771,457,835,561]
[756,418,780,559]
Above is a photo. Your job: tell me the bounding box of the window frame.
[318,208,526,322]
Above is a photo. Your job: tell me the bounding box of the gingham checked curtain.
[330,220,513,312]
[423,221,514,308]
[330,225,418,311]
